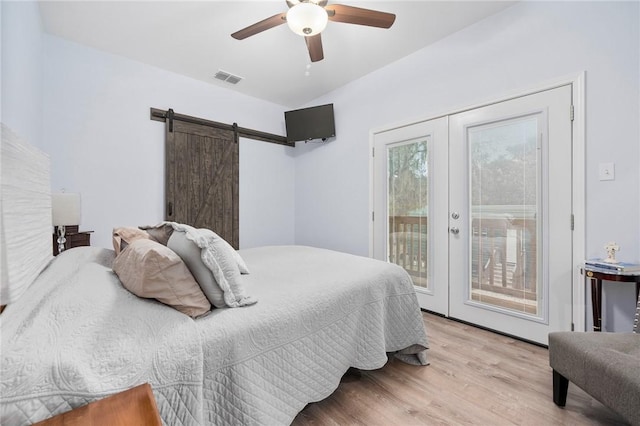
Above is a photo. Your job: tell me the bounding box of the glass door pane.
[388,139,430,290]
[468,115,541,317]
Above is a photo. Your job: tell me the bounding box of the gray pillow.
[168,230,225,308]
[167,226,256,308]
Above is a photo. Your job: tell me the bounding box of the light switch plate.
[599,162,615,181]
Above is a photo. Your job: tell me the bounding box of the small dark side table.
[52,225,93,256]
[582,265,640,332]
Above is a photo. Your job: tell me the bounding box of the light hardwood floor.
[293,312,628,425]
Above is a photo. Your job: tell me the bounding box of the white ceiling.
[38,1,516,108]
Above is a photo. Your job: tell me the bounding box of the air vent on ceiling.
[214,69,243,85]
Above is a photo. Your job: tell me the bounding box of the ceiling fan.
[231,0,396,63]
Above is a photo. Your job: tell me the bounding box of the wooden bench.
[33,383,162,426]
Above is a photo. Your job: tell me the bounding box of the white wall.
[1,0,43,148]
[42,35,294,250]
[239,137,295,248]
[294,1,639,330]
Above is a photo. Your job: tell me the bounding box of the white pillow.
[167,225,256,308]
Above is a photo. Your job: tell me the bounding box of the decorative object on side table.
[603,241,620,263]
[585,242,640,272]
[584,260,640,273]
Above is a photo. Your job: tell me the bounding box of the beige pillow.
[112,227,153,255]
[112,239,210,318]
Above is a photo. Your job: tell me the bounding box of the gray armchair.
[548,292,640,425]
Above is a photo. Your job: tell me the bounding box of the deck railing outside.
[388,216,428,287]
[389,213,537,310]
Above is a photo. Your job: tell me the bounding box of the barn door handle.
[167,202,173,217]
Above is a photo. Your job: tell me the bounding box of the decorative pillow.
[112,227,153,255]
[141,222,249,273]
[112,239,210,318]
[167,225,256,308]
[139,222,175,246]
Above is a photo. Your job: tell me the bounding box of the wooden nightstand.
[53,225,93,255]
[33,383,162,426]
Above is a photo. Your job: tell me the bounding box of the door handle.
[167,201,173,217]
[450,227,460,235]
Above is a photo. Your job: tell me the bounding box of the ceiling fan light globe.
[286,3,328,37]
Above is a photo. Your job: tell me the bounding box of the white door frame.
[369,72,586,332]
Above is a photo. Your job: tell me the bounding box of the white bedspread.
[1,246,428,425]
[1,247,204,425]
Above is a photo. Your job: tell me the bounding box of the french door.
[372,85,574,344]
[373,117,449,315]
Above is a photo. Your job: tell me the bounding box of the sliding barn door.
[165,119,239,248]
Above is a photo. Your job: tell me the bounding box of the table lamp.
[52,192,81,253]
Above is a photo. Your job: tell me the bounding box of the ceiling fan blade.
[305,34,324,62]
[325,4,396,29]
[231,13,287,40]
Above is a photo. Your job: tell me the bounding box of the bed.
[0,125,429,425]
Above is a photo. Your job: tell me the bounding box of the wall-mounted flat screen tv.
[285,103,335,142]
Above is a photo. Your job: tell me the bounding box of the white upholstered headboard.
[1,123,53,306]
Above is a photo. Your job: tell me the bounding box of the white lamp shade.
[52,193,81,226]
[286,3,328,36]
